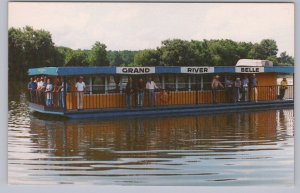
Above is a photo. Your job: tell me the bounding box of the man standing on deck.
[76,76,86,110]
[60,77,67,109]
[250,74,258,102]
[27,77,37,102]
[225,76,233,103]
[125,77,134,108]
[137,78,145,107]
[241,75,249,101]
[211,75,224,104]
[146,77,158,107]
[279,78,288,100]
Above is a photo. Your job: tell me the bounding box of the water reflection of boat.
[28,109,293,158]
[28,59,294,119]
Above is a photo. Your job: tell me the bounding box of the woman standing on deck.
[45,78,53,107]
[76,76,86,110]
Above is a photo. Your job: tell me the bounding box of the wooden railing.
[28,85,294,111]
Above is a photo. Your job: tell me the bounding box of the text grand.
[122,67,151,73]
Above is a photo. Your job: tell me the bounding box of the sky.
[8,2,294,56]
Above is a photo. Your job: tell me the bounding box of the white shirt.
[146,81,157,90]
[45,84,53,99]
[37,81,44,89]
[76,81,86,92]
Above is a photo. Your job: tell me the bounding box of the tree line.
[9,26,294,81]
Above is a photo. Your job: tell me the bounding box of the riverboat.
[28,59,294,119]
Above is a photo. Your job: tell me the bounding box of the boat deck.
[29,100,294,119]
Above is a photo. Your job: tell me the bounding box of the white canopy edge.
[236,59,273,67]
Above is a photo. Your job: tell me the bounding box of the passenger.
[241,75,249,101]
[42,77,47,105]
[37,77,45,105]
[234,77,242,102]
[279,78,288,100]
[159,89,169,105]
[60,77,67,108]
[27,77,37,102]
[250,74,258,102]
[136,78,145,107]
[52,82,59,107]
[75,76,86,110]
[146,77,158,107]
[125,77,134,108]
[45,78,53,107]
[225,76,233,103]
[55,77,62,107]
[211,75,224,104]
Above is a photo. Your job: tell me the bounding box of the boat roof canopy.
[28,65,294,76]
[236,59,273,67]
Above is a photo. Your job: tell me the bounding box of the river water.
[8,90,294,186]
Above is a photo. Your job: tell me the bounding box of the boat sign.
[235,67,264,73]
[181,67,214,74]
[116,67,155,74]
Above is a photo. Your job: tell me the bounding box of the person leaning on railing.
[279,78,288,100]
[211,75,224,104]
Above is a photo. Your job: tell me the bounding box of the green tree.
[8,26,57,80]
[266,55,279,66]
[160,39,194,66]
[249,39,278,60]
[89,41,109,66]
[108,51,124,66]
[278,51,294,66]
[190,40,213,66]
[119,50,137,66]
[207,39,239,66]
[65,49,89,66]
[134,49,160,66]
[236,42,253,59]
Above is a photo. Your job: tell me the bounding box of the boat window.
[91,76,105,94]
[165,74,176,91]
[177,75,189,91]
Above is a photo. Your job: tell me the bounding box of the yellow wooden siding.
[66,74,278,110]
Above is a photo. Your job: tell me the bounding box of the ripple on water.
[7,98,294,185]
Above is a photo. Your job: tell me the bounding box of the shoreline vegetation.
[9,26,294,81]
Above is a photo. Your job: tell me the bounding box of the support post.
[162,75,165,89]
[175,75,178,91]
[188,75,191,91]
[119,75,123,94]
[63,76,67,112]
[201,76,204,91]
[105,76,108,94]
[89,76,92,95]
